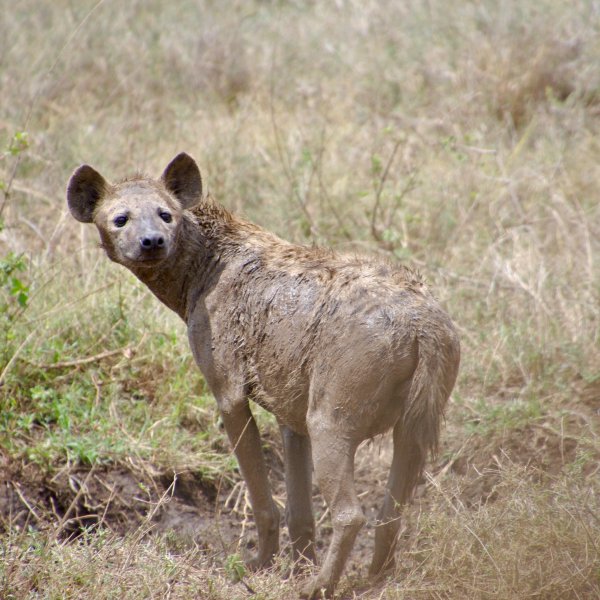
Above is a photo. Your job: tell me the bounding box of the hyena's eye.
[114,215,128,227]
[160,211,172,223]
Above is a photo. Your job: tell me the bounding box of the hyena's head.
[67,153,202,269]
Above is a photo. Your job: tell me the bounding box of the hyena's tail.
[401,325,461,495]
[369,324,460,576]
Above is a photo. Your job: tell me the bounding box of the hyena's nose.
[140,234,165,250]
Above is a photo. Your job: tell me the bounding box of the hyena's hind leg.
[280,424,316,565]
[369,421,426,576]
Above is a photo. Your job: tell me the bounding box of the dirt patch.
[0,453,226,544]
[0,441,391,570]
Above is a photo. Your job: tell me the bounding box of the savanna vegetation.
[1,1,599,598]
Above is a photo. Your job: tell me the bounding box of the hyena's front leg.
[220,399,280,568]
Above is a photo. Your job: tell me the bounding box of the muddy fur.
[67,153,460,598]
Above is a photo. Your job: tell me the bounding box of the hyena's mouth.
[123,249,169,266]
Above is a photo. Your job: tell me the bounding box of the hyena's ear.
[67,165,109,223]
[161,152,203,208]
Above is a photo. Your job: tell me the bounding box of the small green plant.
[224,553,247,582]
[0,130,30,202]
[0,131,31,317]
[6,131,29,157]
[0,250,29,311]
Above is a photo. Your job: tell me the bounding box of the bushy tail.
[370,330,460,575]
[389,332,459,508]
[403,330,460,461]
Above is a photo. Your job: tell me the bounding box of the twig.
[316,505,330,527]
[118,474,177,575]
[370,138,402,243]
[0,330,36,386]
[28,282,115,325]
[224,481,246,512]
[11,481,42,523]
[21,346,133,370]
[52,467,97,542]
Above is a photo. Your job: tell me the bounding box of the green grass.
[0,256,233,481]
[0,0,599,597]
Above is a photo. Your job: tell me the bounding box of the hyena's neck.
[131,215,227,322]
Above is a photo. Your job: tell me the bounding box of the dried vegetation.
[0,0,599,598]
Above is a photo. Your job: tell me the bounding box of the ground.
[2,384,598,598]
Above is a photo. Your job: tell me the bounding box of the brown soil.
[0,451,247,559]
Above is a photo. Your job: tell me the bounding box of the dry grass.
[385,465,599,599]
[1,0,599,598]
[1,463,597,599]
